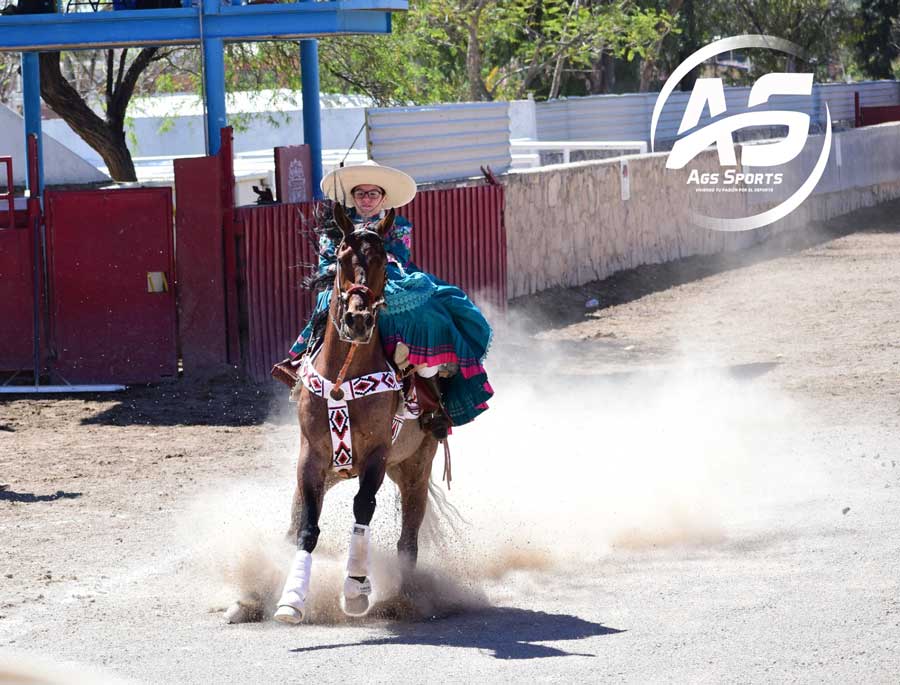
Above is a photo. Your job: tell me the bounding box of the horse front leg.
[342,446,388,616]
[274,452,327,624]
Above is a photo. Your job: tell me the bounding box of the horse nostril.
[344,312,355,327]
[364,314,374,328]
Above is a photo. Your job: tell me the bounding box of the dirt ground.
[2,200,899,683]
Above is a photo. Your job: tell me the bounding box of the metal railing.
[0,156,14,228]
[510,139,647,165]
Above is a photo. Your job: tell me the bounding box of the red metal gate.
[236,185,506,381]
[0,142,42,376]
[45,188,177,384]
[0,220,37,372]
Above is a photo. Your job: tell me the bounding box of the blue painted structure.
[0,0,405,190]
[0,2,403,50]
[20,52,42,194]
[202,38,226,155]
[300,38,323,198]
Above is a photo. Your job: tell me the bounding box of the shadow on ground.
[0,489,82,503]
[69,372,281,427]
[289,607,623,659]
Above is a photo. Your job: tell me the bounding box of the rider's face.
[352,184,386,218]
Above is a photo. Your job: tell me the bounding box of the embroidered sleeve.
[386,217,413,267]
[317,233,337,274]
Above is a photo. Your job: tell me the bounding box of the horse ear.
[377,208,396,236]
[333,202,354,237]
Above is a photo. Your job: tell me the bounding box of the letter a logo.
[667,73,814,170]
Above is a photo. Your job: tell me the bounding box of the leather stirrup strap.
[442,438,452,490]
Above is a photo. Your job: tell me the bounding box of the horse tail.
[421,477,468,548]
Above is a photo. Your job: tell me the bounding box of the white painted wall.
[0,105,110,186]
[43,95,369,168]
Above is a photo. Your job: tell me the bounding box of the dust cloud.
[184,326,827,622]
[0,649,135,685]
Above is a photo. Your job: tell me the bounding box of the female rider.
[286,161,493,438]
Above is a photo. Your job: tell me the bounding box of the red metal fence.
[403,185,507,313]
[236,202,318,381]
[854,91,900,127]
[236,184,506,381]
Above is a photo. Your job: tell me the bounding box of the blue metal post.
[300,39,323,198]
[21,52,43,195]
[202,37,226,155]
[201,0,226,156]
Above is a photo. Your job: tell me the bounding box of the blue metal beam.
[300,39,323,199]
[21,52,43,195]
[0,1,406,52]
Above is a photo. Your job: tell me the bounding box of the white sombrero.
[320,160,417,209]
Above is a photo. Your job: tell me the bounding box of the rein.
[330,343,358,401]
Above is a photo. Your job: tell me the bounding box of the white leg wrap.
[346,524,370,578]
[343,575,372,599]
[277,550,312,610]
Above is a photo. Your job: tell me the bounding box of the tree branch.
[107,47,158,127]
[115,48,129,93]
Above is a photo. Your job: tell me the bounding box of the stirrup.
[419,410,450,440]
[271,358,300,389]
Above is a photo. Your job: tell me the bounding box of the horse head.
[331,203,395,344]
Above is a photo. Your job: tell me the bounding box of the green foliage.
[315,0,676,102]
[855,0,900,79]
[651,0,864,88]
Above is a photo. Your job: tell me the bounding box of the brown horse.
[265,204,439,623]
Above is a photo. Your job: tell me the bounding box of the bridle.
[330,228,387,345]
[327,227,387,400]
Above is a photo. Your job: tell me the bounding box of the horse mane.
[299,201,341,293]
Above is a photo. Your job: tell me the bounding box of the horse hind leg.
[390,438,436,587]
[342,447,387,617]
[273,457,326,624]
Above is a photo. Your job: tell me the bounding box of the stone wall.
[503,121,900,299]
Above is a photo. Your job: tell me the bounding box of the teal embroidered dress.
[289,211,493,427]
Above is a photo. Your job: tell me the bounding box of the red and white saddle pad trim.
[300,351,416,471]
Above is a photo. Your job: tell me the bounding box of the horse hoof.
[225,600,262,624]
[274,604,305,624]
[341,594,370,617]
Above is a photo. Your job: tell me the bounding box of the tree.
[856,0,900,79]
[38,48,183,181]
[0,55,18,106]
[315,0,676,102]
